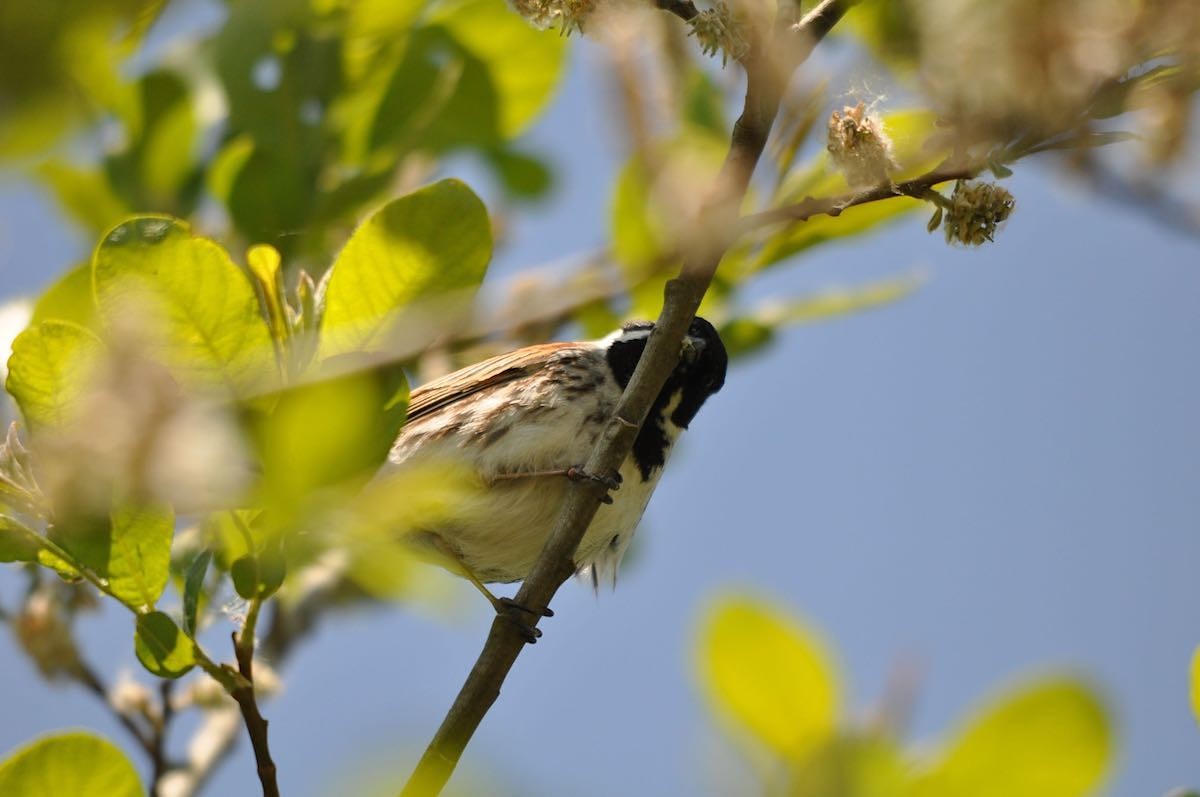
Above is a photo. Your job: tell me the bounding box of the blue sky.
[2,23,1200,797]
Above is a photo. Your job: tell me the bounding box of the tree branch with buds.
[399,3,856,796]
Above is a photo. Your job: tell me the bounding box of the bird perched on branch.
[373,317,727,633]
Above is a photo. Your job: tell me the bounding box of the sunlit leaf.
[0,515,42,563]
[913,677,1112,797]
[318,179,491,360]
[30,264,98,330]
[0,731,142,797]
[92,216,278,396]
[698,595,840,758]
[134,610,195,678]
[5,321,103,429]
[106,504,174,610]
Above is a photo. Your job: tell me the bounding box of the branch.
[738,165,976,232]
[229,599,280,797]
[400,4,854,797]
[653,0,698,22]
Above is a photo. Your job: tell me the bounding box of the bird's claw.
[496,597,553,644]
[565,466,623,500]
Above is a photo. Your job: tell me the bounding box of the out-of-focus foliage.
[0,731,143,797]
[697,595,1113,797]
[2,0,1200,793]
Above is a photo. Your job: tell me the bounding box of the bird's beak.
[681,335,706,360]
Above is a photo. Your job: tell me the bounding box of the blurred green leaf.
[250,359,409,531]
[610,130,727,282]
[105,70,201,212]
[36,162,130,235]
[719,318,775,360]
[318,179,491,360]
[134,610,195,679]
[5,321,103,429]
[428,0,567,140]
[182,550,211,636]
[30,264,98,330]
[0,1,161,155]
[838,0,920,72]
[487,147,554,199]
[683,69,728,137]
[92,216,278,396]
[213,0,338,245]
[787,735,911,797]
[0,515,42,563]
[0,731,142,797]
[698,595,840,759]
[913,677,1112,797]
[231,554,260,599]
[106,504,174,610]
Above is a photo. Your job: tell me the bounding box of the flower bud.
[826,102,898,188]
[942,180,1015,246]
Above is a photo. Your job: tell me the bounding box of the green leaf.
[5,321,103,429]
[106,504,174,609]
[0,731,142,797]
[486,148,553,198]
[698,595,840,758]
[36,162,130,234]
[250,360,409,530]
[30,264,98,330]
[134,610,195,679]
[92,216,278,397]
[230,555,260,600]
[428,0,567,140]
[318,179,491,360]
[0,514,42,563]
[914,678,1112,797]
[788,735,911,797]
[257,544,287,597]
[182,550,211,636]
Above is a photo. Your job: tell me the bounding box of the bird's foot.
[495,596,553,644]
[565,466,622,503]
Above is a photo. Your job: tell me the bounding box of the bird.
[369,316,727,634]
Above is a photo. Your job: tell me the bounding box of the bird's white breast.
[376,347,684,584]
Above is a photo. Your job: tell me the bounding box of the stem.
[230,599,280,797]
[399,5,855,797]
[737,166,976,232]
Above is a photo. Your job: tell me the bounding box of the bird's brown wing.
[405,341,587,423]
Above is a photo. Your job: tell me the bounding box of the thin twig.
[150,681,177,796]
[738,166,975,232]
[399,4,856,797]
[229,599,279,797]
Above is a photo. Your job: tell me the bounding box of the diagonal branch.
[399,4,856,797]
[738,165,976,232]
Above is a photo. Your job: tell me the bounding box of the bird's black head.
[605,316,728,478]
